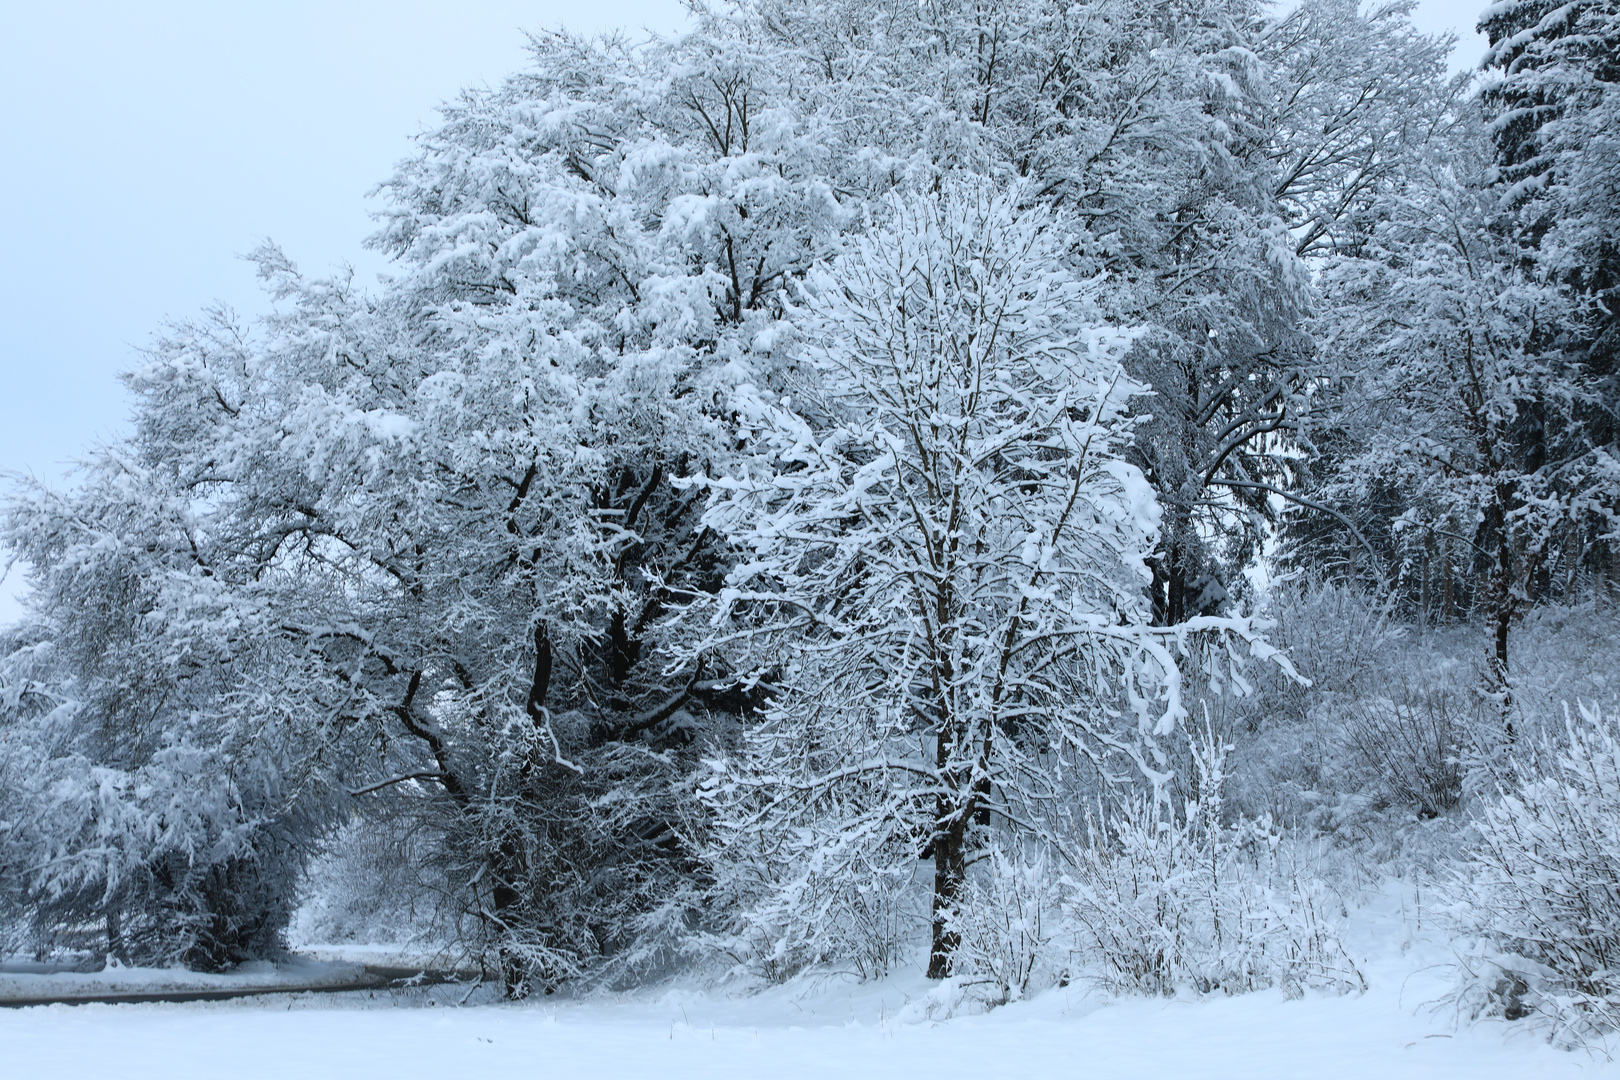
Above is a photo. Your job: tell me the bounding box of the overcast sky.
[0,0,1490,626]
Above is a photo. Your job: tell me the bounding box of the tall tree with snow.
[0,405,354,967]
[695,181,1281,979]
[743,0,1328,621]
[1313,107,1620,724]
[1478,0,1620,587]
[1481,0,1620,338]
[1,27,862,988]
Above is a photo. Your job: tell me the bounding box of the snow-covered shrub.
[1249,580,1397,726]
[701,786,924,984]
[1343,682,1467,819]
[1499,604,1620,741]
[1066,727,1359,997]
[1225,581,1401,828]
[945,847,1059,1005]
[1448,703,1620,1040]
[1231,582,1501,853]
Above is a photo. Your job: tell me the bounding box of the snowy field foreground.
[0,971,1595,1080]
[2,892,1608,1080]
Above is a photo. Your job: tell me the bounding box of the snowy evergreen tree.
[1313,106,1620,724]
[1479,0,1620,578]
[1481,0,1620,332]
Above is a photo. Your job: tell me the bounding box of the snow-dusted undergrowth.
[1446,703,1620,1044]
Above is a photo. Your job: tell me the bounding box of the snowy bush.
[1225,582,1400,827]
[1231,583,1498,849]
[945,847,1060,1006]
[1448,703,1620,1040]
[1250,581,1398,726]
[1066,726,1360,997]
[1497,604,1620,743]
[1343,683,1467,819]
[701,790,925,984]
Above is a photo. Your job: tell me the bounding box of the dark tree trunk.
[492,622,556,998]
[927,795,966,980]
[1149,499,1221,627]
[105,905,125,966]
[1483,485,1519,740]
[927,704,969,979]
[1150,507,1195,626]
[492,837,527,998]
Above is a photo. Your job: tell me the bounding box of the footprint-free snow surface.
[0,890,1608,1079]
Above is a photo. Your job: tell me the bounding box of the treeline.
[1,0,1616,1019]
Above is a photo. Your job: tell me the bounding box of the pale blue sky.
[0,0,1490,625]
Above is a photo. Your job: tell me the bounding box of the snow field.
[2,892,1606,1080]
[0,972,1596,1080]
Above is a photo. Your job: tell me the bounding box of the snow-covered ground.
[1,886,1608,1078]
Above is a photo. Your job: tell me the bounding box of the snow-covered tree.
[1481,0,1620,315]
[1313,110,1620,723]
[0,27,850,985]
[745,0,1334,622]
[0,443,350,967]
[745,0,1461,625]
[695,180,1283,980]
[1266,0,1463,261]
[1479,0,1620,567]
[1123,0,1468,622]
